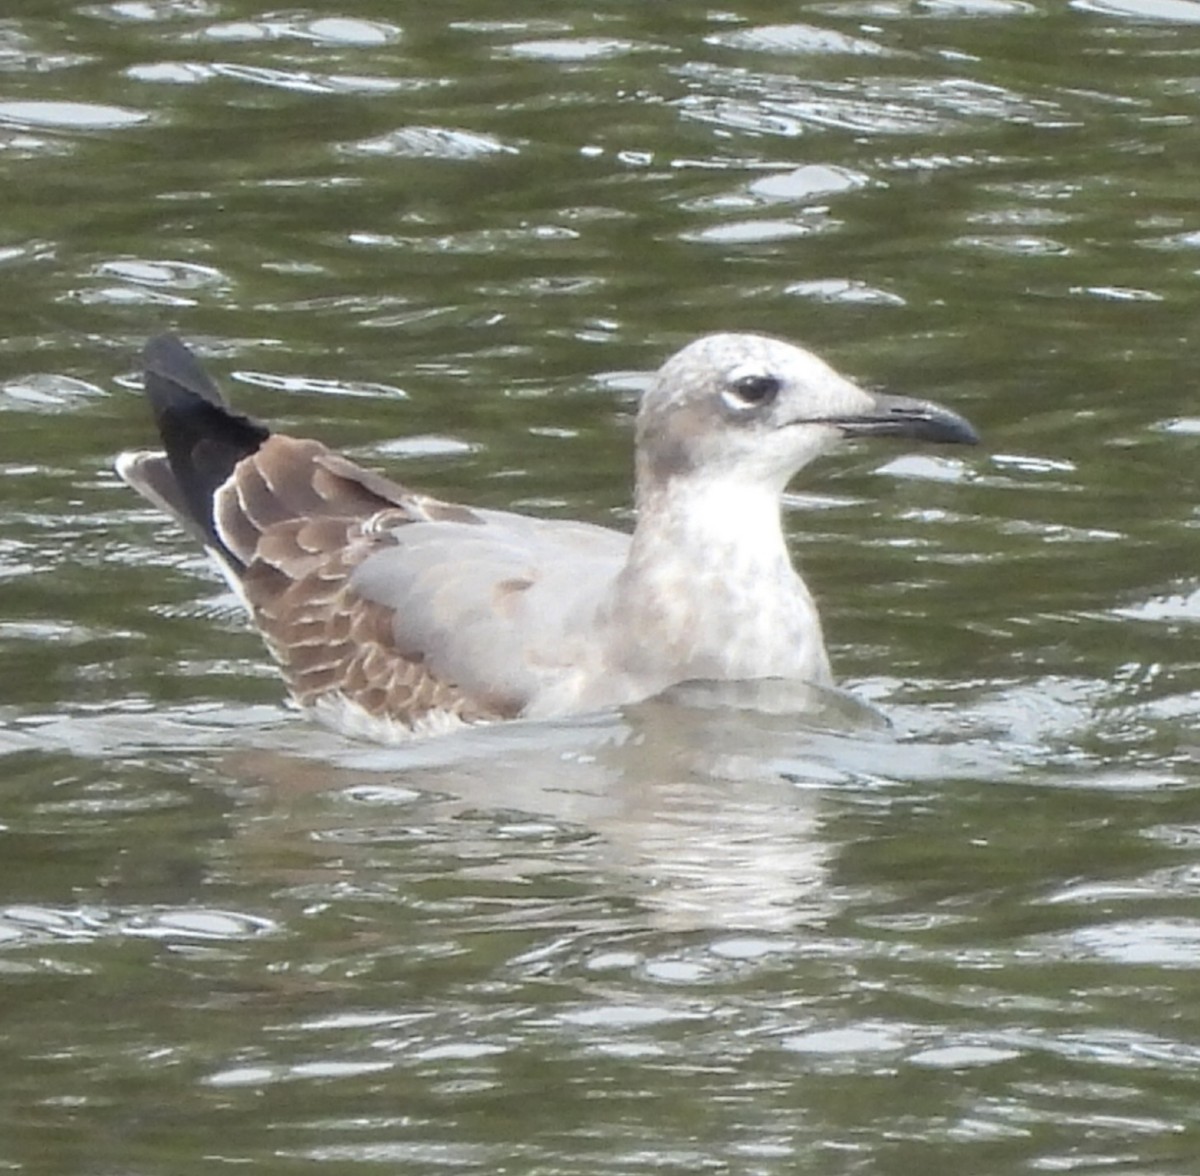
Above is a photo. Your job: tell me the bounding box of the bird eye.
[725,371,781,409]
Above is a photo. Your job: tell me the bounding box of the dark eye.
[728,372,781,407]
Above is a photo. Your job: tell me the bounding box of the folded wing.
[118,334,626,737]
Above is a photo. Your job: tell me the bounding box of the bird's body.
[117,332,977,743]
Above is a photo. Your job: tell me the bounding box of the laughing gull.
[117,332,978,742]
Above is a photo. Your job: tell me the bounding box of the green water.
[2,1,1200,1171]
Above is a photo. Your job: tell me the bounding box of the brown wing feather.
[217,435,513,732]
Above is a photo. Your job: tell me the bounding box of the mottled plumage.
[117,332,977,742]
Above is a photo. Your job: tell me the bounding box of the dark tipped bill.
[823,391,980,446]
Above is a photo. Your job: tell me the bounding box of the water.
[2,1,1200,1171]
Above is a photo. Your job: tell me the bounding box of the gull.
[117,332,978,742]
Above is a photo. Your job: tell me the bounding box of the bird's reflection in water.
[226,680,890,932]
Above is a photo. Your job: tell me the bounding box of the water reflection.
[221,684,887,933]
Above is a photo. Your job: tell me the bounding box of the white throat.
[632,475,792,574]
[596,472,831,691]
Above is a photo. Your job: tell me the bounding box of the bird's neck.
[629,475,792,573]
[597,474,829,688]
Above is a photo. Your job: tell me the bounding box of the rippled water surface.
[2,1,1200,1172]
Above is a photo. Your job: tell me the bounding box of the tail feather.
[141,333,269,565]
[119,334,421,579]
[116,450,210,548]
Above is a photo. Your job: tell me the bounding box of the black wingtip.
[143,332,228,410]
[141,333,270,561]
